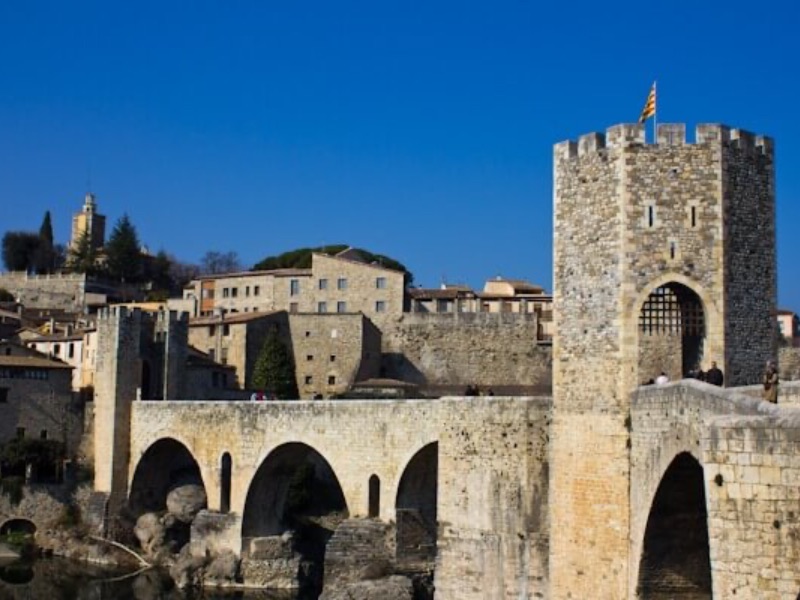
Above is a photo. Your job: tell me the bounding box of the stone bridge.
[116,382,800,599]
[124,396,552,597]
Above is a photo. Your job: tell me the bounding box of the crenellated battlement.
[555,123,773,160]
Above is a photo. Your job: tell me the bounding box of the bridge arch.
[0,517,36,537]
[241,442,348,550]
[632,275,719,383]
[395,441,438,563]
[129,437,207,518]
[637,451,712,598]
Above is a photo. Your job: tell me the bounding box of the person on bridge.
[705,361,724,386]
[655,372,669,385]
[763,360,779,404]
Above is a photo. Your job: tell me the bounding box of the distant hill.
[252,245,414,286]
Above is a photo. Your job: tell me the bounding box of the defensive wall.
[380,312,551,391]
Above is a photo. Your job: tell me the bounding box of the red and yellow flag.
[639,82,656,123]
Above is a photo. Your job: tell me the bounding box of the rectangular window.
[307,355,314,361]
[231,287,238,298]
[305,331,311,337]
[254,285,260,296]
[68,343,75,359]
[376,277,386,289]
[289,302,298,313]
[318,302,328,313]
[222,288,230,298]
[245,286,250,297]
[691,205,697,228]
[375,301,386,313]
[290,279,300,296]
[40,430,47,440]
[330,355,336,362]
[53,344,60,356]
[0,387,7,403]
[337,301,347,313]
[328,375,336,385]
[305,375,313,384]
[221,347,229,365]
[223,324,230,336]
[337,278,347,290]
[647,205,655,228]
[319,278,328,290]
[209,325,216,336]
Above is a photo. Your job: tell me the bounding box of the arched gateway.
[638,282,706,382]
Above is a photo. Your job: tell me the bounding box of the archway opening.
[395,442,438,565]
[0,518,36,537]
[368,474,380,518]
[220,452,232,514]
[638,282,705,382]
[242,442,347,567]
[638,452,712,598]
[129,438,206,518]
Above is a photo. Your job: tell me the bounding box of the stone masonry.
[550,123,775,599]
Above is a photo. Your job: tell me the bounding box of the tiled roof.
[408,288,476,300]
[0,355,73,369]
[195,268,312,281]
[190,310,285,326]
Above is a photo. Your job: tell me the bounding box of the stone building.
[288,313,381,398]
[550,122,775,598]
[188,311,291,390]
[180,249,406,322]
[0,341,80,452]
[70,192,106,252]
[26,329,88,392]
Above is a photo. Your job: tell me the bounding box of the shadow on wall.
[380,353,427,385]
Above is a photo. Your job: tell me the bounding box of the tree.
[200,250,241,275]
[148,250,174,293]
[2,231,40,272]
[253,245,414,286]
[33,211,56,273]
[252,330,299,399]
[105,214,142,282]
[68,230,98,275]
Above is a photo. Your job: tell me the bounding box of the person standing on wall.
[705,361,724,386]
[763,360,779,404]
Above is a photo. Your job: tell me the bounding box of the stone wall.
[380,312,550,390]
[721,130,776,384]
[0,369,81,452]
[288,313,381,398]
[779,346,800,381]
[704,410,800,598]
[0,272,87,312]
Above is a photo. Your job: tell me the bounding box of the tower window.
[647,205,655,228]
[691,206,697,228]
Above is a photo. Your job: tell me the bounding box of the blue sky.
[1,1,798,306]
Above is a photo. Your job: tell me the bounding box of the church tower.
[70,192,106,252]
[549,122,775,598]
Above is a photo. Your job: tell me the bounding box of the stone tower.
[70,192,106,251]
[93,307,189,514]
[549,123,775,598]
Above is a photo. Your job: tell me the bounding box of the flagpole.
[652,80,657,143]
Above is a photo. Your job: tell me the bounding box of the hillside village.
[0,193,558,454]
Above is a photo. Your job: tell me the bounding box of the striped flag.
[639,82,656,123]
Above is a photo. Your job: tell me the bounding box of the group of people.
[651,359,781,404]
[686,361,725,386]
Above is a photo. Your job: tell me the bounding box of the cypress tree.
[105,214,142,282]
[252,330,299,399]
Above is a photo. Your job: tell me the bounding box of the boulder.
[169,544,207,589]
[320,575,415,600]
[249,532,294,560]
[134,512,165,556]
[166,484,207,523]
[205,549,240,584]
